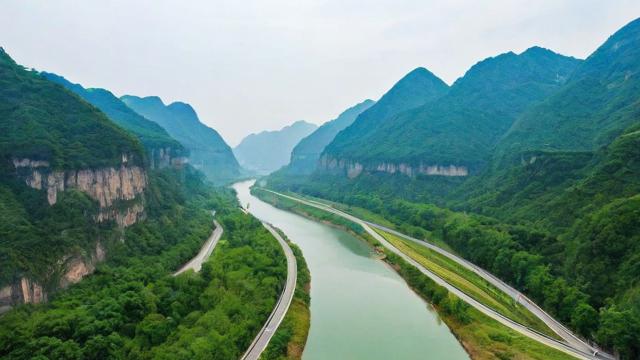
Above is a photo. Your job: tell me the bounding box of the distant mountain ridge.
[285,99,375,174]
[121,95,240,183]
[233,120,317,175]
[41,73,186,169]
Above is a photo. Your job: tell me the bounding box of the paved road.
[262,189,612,360]
[241,222,297,360]
[173,218,223,276]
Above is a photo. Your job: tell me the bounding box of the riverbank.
[252,186,576,360]
[236,180,469,360]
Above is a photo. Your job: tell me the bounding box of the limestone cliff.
[319,156,468,179]
[0,155,149,311]
[0,242,106,314]
[13,155,148,227]
[150,146,189,170]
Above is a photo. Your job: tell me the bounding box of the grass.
[376,228,558,338]
[261,233,311,360]
[254,187,578,360]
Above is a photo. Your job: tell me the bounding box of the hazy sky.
[2,1,639,145]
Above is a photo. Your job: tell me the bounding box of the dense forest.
[0,168,288,359]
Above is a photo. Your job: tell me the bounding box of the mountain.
[321,48,581,178]
[233,120,317,175]
[286,99,375,174]
[121,95,240,183]
[498,18,640,160]
[41,73,186,168]
[266,18,640,358]
[323,67,449,161]
[0,48,148,307]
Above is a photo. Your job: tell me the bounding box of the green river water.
[234,180,468,360]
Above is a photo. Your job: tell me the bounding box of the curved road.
[174,218,223,276]
[241,222,297,360]
[262,189,612,360]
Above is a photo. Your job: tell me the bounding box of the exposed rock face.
[13,156,147,226]
[150,147,189,169]
[319,156,468,178]
[0,242,106,312]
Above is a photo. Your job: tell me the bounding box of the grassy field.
[261,235,311,360]
[253,187,578,360]
[376,228,558,338]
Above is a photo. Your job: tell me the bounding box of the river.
[233,180,469,360]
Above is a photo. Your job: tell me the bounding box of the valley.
[1,5,639,360]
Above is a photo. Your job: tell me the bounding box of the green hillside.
[41,73,184,156]
[0,49,144,170]
[323,67,449,159]
[332,47,581,172]
[121,95,240,183]
[498,18,640,159]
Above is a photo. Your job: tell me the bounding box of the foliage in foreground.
[0,170,287,360]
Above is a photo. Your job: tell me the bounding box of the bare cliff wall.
[1,155,149,312]
[13,155,147,227]
[0,242,106,314]
[150,146,188,170]
[318,155,468,179]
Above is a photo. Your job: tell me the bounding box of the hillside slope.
[121,95,240,183]
[0,48,148,309]
[286,99,375,174]
[42,73,186,168]
[322,48,580,177]
[498,18,640,159]
[323,67,449,165]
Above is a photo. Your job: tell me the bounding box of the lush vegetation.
[324,48,579,171]
[121,95,240,183]
[498,18,640,158]
[42,72,184,157]
[324,67,449,160]
[0,168,288,359]
[254,188,576,360]
[262,232,311,360]
[375,228,556,337]
[0,49,144,169]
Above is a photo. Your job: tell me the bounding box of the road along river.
[234,180,469,360]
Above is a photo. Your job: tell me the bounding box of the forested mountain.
[0,50,144,170]
[323,67,449,162]
[0,48,147,307]
[41,73,186,168]
[121,95,240,183]
[233,120,317,175]
[321,48,580,176]
[266,18,640,358]
[0,48,290,359]
[498,18,640,160]
[285,99,374,174]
